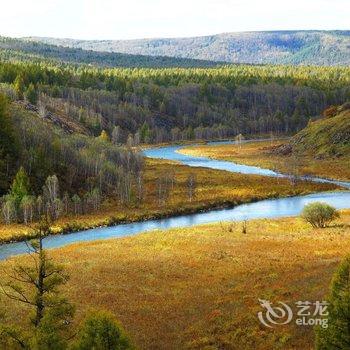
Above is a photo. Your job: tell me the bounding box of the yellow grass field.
[0,158,337,243]
[1,211,350,349]
[178,140,350,181]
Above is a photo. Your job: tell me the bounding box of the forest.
[0,94,144,224]
[1,57,350,225]
[31,31,350,66]
[0,59,349,145]
[0,36,222,68]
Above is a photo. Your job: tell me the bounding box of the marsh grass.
[1,211,350,349]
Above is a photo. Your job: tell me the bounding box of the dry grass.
[179,140,350,181]
[0,158,336,243]
[1,211,350,349]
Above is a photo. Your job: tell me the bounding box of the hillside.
[0,37,222,68]
[27,30,350,66]
[1,59,350,147]
[279,103,350,158]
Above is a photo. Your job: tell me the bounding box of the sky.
[0,0,349,40]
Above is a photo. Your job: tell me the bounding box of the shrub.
[301,202,339,228]
[315,256,350,349]
[71,310,133,350]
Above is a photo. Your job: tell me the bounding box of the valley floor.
[2,211,350,349]
[178,140,350,182]
[0,157,336,243]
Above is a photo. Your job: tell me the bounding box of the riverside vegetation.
[178,103,350,182]
[0,156,336,243]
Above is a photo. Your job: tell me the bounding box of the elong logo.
[257,299,329,329]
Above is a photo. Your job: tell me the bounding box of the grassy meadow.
[0,157,338,243]
[1,211,350,349]
[178,140,350,182]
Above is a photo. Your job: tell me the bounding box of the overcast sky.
[0,0,349,40]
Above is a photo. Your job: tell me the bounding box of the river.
[0,142,349,260]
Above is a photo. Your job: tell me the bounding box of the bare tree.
[136,171,144,203]
[156,174,171,206]
[2,197,16,224]
[111,125,121,145]
[72,194,81,216]
[43,175,61,220]
[186,173,197,202]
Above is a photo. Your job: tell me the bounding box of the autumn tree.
[99,130,110,142]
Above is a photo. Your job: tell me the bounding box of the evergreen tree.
[316,256,350,349]
[14,74,25,100]
[24,83,38,105]
[72,310,133,350]
[10,166,30,209]
[140,122,150,143]
[0,219,74,349]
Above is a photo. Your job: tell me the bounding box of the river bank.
[178,140,350,182]
[0,155,337,245]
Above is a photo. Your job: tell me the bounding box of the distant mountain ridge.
[26,30,350,66]
[0,37,222,68]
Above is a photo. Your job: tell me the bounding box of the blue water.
[0,142,349,260]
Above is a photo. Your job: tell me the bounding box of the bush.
[315,256,350,349]
[71,310,133,350]
[301,202,339,228]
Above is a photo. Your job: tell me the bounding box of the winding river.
[0,142,349,260]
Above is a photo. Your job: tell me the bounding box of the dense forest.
[30,30,350,66]
[1,59,350,146]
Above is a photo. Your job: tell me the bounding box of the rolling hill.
[27,30,350,66]
[0,37,222,68]
[278,103,350,158]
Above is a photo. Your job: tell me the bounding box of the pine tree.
[10,166,30,209]
[72,310,133,350]
[0,219,74,349]
[140,122,150,143]
[315,256,350,349]
[24,83,38,105]
[14,74,25,100]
